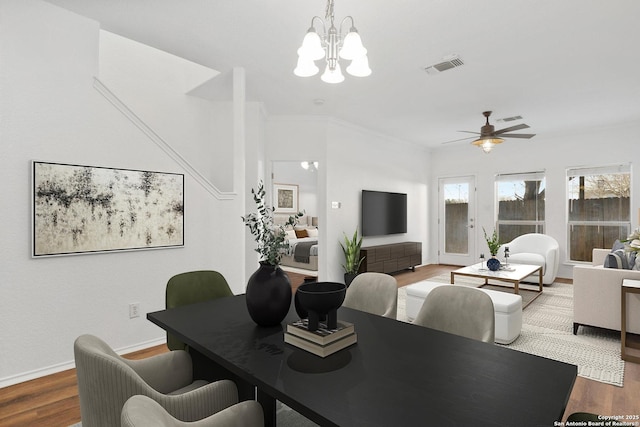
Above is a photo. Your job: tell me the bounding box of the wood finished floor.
[1,265,639,426]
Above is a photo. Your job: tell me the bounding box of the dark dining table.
[147,294,576,427]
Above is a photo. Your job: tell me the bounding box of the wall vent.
[424,55,464,75]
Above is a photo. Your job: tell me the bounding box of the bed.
[281,236,318,271]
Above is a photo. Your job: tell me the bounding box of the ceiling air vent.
[424,54,464,75]
[496,115,523,122]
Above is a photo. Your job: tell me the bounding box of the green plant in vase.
[340,229,365,286]
[483,227,502,271]
[241,180,303,326]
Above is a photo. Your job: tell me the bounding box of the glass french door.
[438,176,476,266]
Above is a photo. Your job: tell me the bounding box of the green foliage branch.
[242,181,303,266]
[483,227,502,256]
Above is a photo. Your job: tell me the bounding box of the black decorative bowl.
[296,282,346,331]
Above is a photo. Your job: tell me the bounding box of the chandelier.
[294,0,371,83]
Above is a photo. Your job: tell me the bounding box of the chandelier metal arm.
[339,16,356,38]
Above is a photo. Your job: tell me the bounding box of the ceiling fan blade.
[500,133,536,139]
[457,130,480,135]
[441,136,476,145]
[494,123,530,134]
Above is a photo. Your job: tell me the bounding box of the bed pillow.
[306,228,318,237]
[285,230,296,240]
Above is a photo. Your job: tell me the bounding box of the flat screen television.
[361,190,407,236]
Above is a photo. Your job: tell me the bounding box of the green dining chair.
[166,270,233,351]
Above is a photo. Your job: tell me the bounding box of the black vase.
[344,272,358,287]
[487,257,501,271]
[246,262,292,327]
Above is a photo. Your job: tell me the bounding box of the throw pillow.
[612,239,625,251]
[306,228,318,237]
[295,229,308,238]
[604,249,629,269]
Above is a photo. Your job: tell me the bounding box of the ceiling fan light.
[321,63,345,84]
[346,54,371,77]
[294,56,320,77]
[339,30,366,60]
[472,136,503,153]
[299,29,325,60]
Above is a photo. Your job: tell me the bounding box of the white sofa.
[497,233,559,285]
[573,248,640,334]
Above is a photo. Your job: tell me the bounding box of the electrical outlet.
[129,303,140,319]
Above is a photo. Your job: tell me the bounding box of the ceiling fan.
[443,111,536,153]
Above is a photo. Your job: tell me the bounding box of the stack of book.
[284,319,357,358]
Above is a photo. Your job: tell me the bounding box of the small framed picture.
[273,183,298,213]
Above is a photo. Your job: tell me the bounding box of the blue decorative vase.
[487,257,501,271]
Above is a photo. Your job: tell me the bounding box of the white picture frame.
[273,183,298,214]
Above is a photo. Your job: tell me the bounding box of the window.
[496,172,545,243]
[567,164,631,262]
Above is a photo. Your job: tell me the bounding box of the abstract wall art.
[273,183,298,214]
[32,161,184,257]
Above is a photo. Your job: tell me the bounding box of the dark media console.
[358,242,422,274]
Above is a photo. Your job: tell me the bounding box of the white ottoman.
[406,281,446,322]
[405,280,523,344]
[475,287,522,344]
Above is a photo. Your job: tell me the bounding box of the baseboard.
[0,337,166,389]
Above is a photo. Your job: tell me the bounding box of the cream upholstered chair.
[121,395,264,427]
[413,286,495,343]
[497,233,560,285]
[74,334,239,427]
[342,272,398,319]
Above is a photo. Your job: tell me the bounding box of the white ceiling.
[44,0,640,149]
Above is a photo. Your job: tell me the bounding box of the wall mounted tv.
[361,190,408,237]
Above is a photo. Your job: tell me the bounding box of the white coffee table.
[451,263,543,308]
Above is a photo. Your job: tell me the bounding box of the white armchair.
[498,233,559,285]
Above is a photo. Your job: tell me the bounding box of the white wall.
[429,122,640,279]
[0,0,245,387]
[266,116,430,282]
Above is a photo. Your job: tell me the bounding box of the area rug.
[397,274,625,387]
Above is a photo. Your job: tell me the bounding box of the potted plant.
[242,181,303,326]
[340,229,365,286]
[483,227,502,271]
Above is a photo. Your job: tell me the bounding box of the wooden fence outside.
[444,197,630,261]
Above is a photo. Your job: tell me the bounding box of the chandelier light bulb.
[346,54,371,77]
[299,29,325,60]
[321,63,345,84]
[294,55,320,77]
[339,30,366,60]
